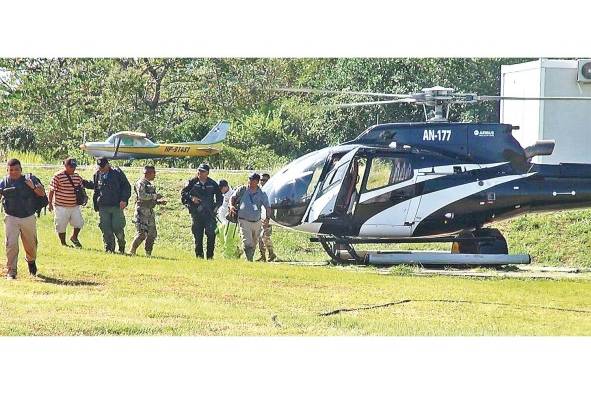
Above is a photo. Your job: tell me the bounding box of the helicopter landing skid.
[314,235,531,267]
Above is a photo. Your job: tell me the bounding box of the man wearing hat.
[129,165,166,256]
[181,163,223,259]
[86,157,131,253]
[229,173,271,262]
[48,158,89,247]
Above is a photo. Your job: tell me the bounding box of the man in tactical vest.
[129,166,166,256]
[0,159,47,279]
[181,163,223,259]
[87,157,132,253]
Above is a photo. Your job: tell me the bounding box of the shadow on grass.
[36,274,101,287]
[79,247,178,261]
[319,298,591,316]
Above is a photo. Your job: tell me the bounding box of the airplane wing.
[109,131,148,140]
[190,121,229,145]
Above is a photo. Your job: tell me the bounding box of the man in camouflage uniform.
[129,166,166,256]
[257,173,277,262]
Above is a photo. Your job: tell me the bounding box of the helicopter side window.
[365,157,413,192]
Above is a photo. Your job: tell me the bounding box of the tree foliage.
[0,58,529,168]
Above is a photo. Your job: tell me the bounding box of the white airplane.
[80,121,229,160]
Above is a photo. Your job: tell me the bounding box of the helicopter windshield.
[263,147,333,227]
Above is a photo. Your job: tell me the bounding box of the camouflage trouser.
[130,207,157,255]
[258,222,275,257]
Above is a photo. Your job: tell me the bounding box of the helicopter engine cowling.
[351,122,527,166]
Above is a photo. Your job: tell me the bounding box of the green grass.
[0,165,590,335]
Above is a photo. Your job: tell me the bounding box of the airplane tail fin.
[197,121,230,145]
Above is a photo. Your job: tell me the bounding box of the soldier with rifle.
[181,163,223,259]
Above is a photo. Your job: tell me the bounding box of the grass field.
[0,164,590,335]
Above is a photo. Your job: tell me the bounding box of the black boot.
[28,260,37,276]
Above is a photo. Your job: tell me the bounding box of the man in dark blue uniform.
[181,163,223,259]
[85,158,132,253]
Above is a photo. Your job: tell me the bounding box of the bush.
[0,126,37,152]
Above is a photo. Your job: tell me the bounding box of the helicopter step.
[365,251,530,266]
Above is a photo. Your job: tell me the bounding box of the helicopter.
[80,121,229,160]
[263,86,591,266]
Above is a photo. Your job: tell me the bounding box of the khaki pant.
[54,205,84,233]
[5,214,37,276]
[238,219,262,261]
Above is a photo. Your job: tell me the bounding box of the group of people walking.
[0,157,277,280]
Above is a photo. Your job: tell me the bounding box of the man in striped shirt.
[48,158,88,247]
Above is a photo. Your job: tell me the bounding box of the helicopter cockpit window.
[365,157,413,192]
[263,147,332,227]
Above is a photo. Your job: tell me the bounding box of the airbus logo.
[473,129,495,137]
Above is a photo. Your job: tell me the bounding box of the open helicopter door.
[303,147,360,224]
[356,154,417,237]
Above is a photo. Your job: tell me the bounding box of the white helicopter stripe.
[358,162,508,203]
[359,172,536,237]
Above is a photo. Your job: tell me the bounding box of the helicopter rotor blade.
[274,87,411,99]
[478,95,591,101]
[324,98,416,109]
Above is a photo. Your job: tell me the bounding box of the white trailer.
[500,59,591,164]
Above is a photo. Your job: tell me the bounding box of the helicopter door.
[355,155,416,237]
[304,148,360,223]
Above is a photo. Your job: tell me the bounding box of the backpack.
[30,175,49,216]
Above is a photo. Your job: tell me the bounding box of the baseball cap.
[96,157,109,167]
[248,172,260,181]
[197,163,210,172]
[64,158,78,167]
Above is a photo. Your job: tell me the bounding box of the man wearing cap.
[86,157,131,253]
[129,166,166,256]
[229,173,271,262]
[48,158,89,247]
[181,163,223,259]
[257,173,277,262]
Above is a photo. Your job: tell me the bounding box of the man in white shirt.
[217,179,233,224]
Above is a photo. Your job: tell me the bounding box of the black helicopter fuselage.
[264,122,591,239]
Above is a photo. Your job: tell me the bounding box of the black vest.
[1,176,37,218]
